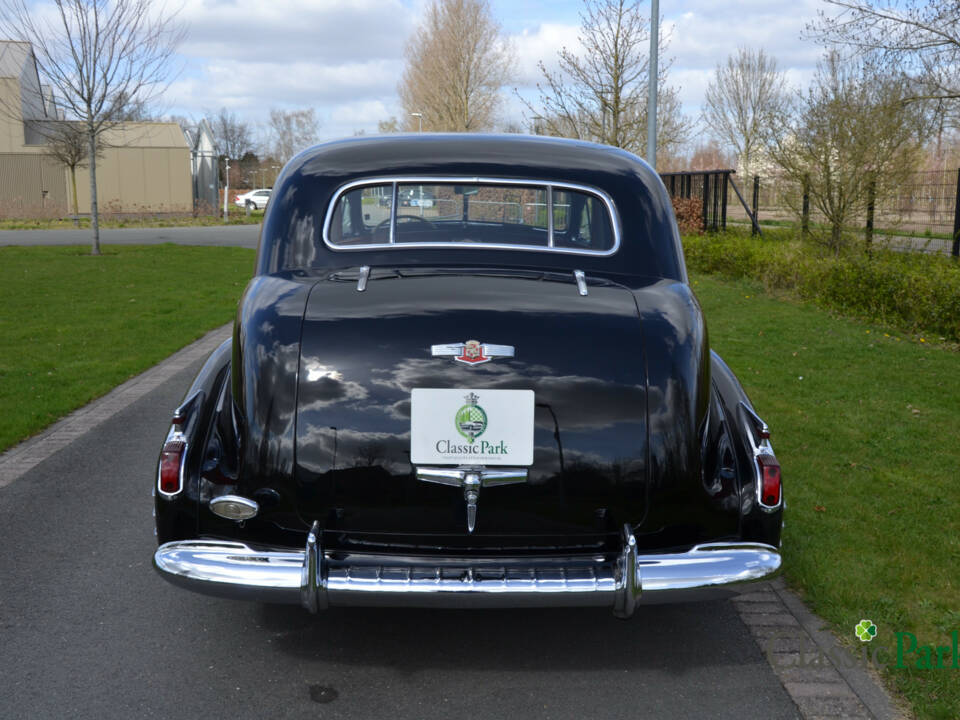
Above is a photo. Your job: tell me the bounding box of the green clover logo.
[855,619,877,642]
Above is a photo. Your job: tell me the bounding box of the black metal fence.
[660,170,735,232]
[660,168,960,256]
[721,169,960,256]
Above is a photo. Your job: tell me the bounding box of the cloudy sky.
[165,0,834,143]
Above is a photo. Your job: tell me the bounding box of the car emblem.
[431,340,514,365]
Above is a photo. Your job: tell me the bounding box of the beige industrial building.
[0,41,193,217]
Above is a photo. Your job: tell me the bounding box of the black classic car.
[153,134,783,618]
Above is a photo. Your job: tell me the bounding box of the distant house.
[0,40,192,217]
[180,118,219,212]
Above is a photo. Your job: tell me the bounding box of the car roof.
[257,134,684,281]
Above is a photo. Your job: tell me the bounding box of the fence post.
[751,175,760,235]
[865,178,875,251]
[953,168,960,257]
[701,172,710,233]
[801,174,810,240]
[720,172,729,231]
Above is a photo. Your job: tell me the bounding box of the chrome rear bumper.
[153,524,781,618]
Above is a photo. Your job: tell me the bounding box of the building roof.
[102,122,190,149]
[0,40,33,79]
[179,118,218,154]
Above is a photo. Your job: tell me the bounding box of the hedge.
[682,229,960,343]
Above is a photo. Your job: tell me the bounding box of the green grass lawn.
[692,273,959,720]
[0,244,255,451]
[0,207,263,230]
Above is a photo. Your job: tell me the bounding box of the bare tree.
[208,107,254,160]
[377,116,402,133]
[807,1,960,105]
[688,141,735,171]
[702,48,789,178]
[765,51,927,254]
[107,89,153,121]
[522,0,692,158]
[267,108,320,165]
[41,121,102,225]
[0,0,185,255]
[398,0,513,132]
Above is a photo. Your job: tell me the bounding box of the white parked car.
[234,188,271,210]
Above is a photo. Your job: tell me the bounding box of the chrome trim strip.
[209,494,260,521]
[573,269,588,296]
[154,538,780,615]
[321,176,622,257]
[416,466,528,487]
[389,182,397,244]
[171,389,202,425]
[547,184,554,247]
[738,401,782,513]
[357,265,370,292]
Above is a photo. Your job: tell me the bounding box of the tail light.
[757,453,781,507]
[158,438,186,496]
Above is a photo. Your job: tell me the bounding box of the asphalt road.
[0,355,801,720]
[0,224,260,248]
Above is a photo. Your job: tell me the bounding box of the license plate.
[410,388,534,465]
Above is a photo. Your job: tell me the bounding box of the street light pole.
[223,158,230,222]
[411,112,423,133]
[646,0,659,168]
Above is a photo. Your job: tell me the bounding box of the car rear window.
[325,179,618,255]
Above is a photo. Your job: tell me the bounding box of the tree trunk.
[87,129,100,255]
[70,166,79,227]
[831,221,842,257]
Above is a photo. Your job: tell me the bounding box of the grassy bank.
[694,272,959,720]
[0,244,255,451]
[0,207,262,230]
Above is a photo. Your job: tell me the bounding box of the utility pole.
[646,0,659,168]
[223,158,230,223]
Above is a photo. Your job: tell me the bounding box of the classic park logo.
[411,387,530,465]
[764,619,959,672]
[432,391,510,458]
[455,392,488,443]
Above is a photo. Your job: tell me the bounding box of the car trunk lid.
[294,269,648,540]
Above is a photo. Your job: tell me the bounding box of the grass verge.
[0,208,263,230]
[0,244,255,452]
[693,272,959,720]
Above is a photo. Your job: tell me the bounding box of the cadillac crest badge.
[430,340,514,365]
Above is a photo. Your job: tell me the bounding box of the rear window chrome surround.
[321,176,622,257]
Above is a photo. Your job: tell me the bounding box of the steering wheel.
[375,214,435,231]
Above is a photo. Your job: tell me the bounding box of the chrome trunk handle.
[415,466,528,533]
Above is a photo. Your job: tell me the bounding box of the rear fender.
[709,351,783,547]
[154,339,232,544]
